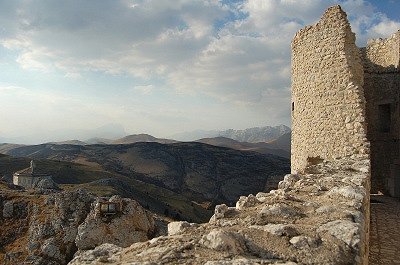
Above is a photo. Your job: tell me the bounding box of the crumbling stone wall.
[69,157,371,265]
[290,5,371,264]
[361,32,400,195]
[362,33,399,72]
[291,5,369,173]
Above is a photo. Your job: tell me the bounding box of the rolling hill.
[111,134,177,145]
[0,153,211,222]
[1,142,289,222]
[266,132,291,151]
[196,136,290,158]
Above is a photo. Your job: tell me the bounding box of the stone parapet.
[68,157,370,265]
[361,31,400,73]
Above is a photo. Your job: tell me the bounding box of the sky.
[0,0,399,144]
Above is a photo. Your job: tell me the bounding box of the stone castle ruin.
[291,5,400,197]
[6,5,394,265]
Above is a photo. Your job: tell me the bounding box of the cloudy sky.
[0,0,399,143]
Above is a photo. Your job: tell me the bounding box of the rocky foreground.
[69,156,370,265]
[0,187,158,265]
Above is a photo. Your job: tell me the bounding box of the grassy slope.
[0,155,212,223]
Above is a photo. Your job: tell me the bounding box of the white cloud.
[0,85,26,93]
[64,72,82,79]
[133,85,154,95]
[0,0,227,76]
[370,18,400,37]
[0,0,399,137]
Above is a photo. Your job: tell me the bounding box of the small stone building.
[291,5,400,197]
[13,160,53,189]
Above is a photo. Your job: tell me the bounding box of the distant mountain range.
[170,125,290,142]
[34,131,291,158]
[41,134,178,146]
[1,125,291,160]
[111,134,177,145]
[264,131,291,151]
[196,132,291,158]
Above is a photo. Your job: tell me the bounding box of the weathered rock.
[289,236,319,249]
[25,190,94,265]
[200,229,246,254]
[3,200,14,218]
[259,203,300,218]
[75,196,155,250]
[250,224,298,237]
[327,186,365,209]
[317,220,360,249]
[315,205,336,214]
[68,157,369,265]
[3,200,28,219]
[278,174,300,190]
[68,243,122,264]
[328,186,365,201]
[41,238,63,261]
[168,221,197,236]
[34,178,60,191]
[236,194,260,210]
[209,204,238,223]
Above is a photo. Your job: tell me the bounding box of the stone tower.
[291,5,400,197]
[361,31,400,195]
[291,5,369,173]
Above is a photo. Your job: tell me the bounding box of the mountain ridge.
[196,136,290,158]
[171,125,291,142]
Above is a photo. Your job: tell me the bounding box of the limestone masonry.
[362,32,400,196]
[291,6,368,173]
[291,5,400,197]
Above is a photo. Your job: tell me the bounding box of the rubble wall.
[290,5,371,264]
[69,158,371,265]
[291,5,369,173]
[362,32,400,72]
[361,32,400,195]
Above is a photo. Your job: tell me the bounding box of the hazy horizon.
[1,0,399,144]
[0,123,291,145]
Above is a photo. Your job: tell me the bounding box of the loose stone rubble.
[69,157,370,265]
